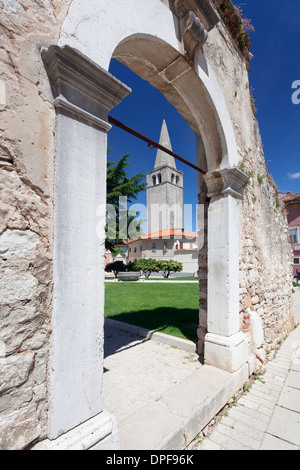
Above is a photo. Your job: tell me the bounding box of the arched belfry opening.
[40,0,250,451]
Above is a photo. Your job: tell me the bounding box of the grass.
[142,277,198,281]
[105,277,198,281]
[105,282,199,342]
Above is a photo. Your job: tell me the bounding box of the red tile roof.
[279,192,300,203]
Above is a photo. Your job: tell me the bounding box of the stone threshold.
[118,362,251,450]
[105,318,197,353]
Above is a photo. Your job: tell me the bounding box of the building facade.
[127,229,199,275]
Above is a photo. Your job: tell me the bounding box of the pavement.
[102,320,202,425]
[188,287,300,451]
[102,287,300,451]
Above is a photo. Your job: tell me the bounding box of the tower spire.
[154,119,176,169]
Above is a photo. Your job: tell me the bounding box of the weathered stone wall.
[203,19,296,368]
[0,0,71,449]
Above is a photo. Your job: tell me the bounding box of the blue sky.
[242,0,300,194]
[108,59,198,213]
[107,0,300,229]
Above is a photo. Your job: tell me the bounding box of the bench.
[117,272,141,282]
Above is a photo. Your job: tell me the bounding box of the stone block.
[0,269,38,304]
[249,309,264,349]
[205,332,249,373]
[118,401,186,451]
[0,229,39,260]
[0,351,35,394]
[32,411,119,451]
[0,406,41,450]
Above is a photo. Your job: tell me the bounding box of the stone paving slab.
[265,406,300,447]
[285,370,300,389]
[278,386,300,413]
[118,401,186,451]
[117,364,249,450]
[102,323,202,425]
[260,434,299,451]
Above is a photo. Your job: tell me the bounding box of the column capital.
[41,45,131,130]
[204,168,249,200]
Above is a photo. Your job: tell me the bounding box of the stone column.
[41,46,131,448]
[203,168,249,373]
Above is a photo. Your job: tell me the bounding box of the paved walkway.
[187,288,300,450]
[102,322,201,425]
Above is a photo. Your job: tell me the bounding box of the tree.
[130,258,160,278]
[156,260,183,278]
[105,260,127,278]
[106,151,146,252]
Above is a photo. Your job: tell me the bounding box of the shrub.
[212,1,254,58]
[105,261,127,278]
[130,258,160,278]
[156,260,183,279]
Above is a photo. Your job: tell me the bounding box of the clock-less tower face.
[146,120,183,234]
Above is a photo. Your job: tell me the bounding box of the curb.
[105,318,197,353]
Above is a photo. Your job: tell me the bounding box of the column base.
[204,331,249,373]
[31,411,119,451]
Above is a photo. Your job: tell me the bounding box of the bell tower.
[146,120,184,234]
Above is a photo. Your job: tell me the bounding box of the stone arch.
[112,33,227,171]
[58,0,239,171]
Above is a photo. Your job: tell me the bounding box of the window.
[140,245,142,251]
[157,173,161,184]
[176,175,180,185]
[152,175,157,186]
[171,174,175,184]
[152,243,156,253]
[289,228,299,244]
[163,241,168,252]
[295,258,300,265]
[134,247,137,253]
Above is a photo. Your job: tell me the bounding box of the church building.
[127,120,199,275]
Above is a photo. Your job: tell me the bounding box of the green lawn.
[105,283,199,342]
[142,277,198,281]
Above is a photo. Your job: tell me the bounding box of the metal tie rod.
[108,116,207,175]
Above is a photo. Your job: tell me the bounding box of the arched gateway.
[2,0,294,452]
[39,0,250,449]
